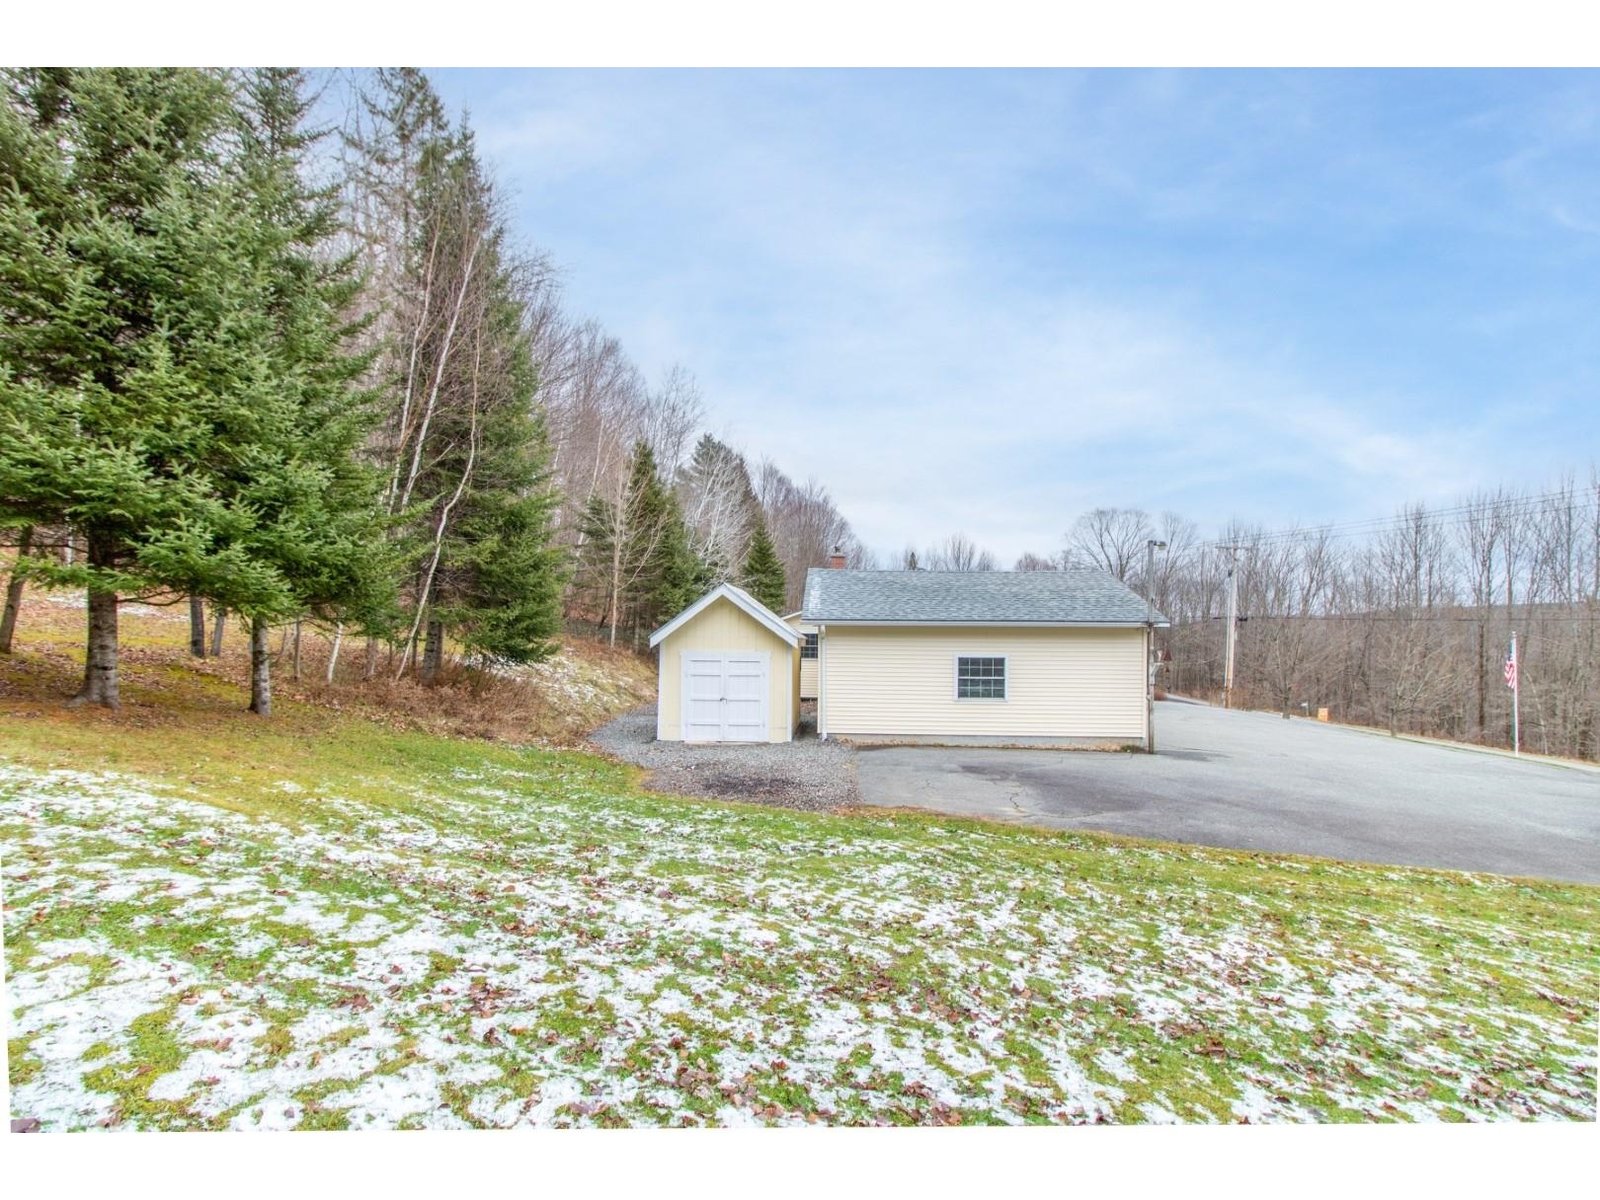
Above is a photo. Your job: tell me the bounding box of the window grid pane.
[957,656,1006,699]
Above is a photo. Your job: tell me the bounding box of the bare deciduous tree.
[922,533,997,571]
[1014,551,1058,571]
[1117,474,1598,759]
[753,462,868,609]
[1066,507,1152,580]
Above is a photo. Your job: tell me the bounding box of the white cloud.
[443,69,1598,562]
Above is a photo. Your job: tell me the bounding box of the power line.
[1208,492,1597,551]
[1200,484,1600,552]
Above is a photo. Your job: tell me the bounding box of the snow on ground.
[2,761,1596,1129]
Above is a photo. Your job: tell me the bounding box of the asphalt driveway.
[854,701,1600,883]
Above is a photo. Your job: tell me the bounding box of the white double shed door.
[681,651,769,742]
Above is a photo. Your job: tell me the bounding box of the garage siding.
[791,634,804,714]
[786,616,820,699]
[657,596,796,742]
[821,625,1146,740]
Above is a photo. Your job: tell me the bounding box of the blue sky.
[423,68,1599,562]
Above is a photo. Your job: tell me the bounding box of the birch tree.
[676,434,760,585]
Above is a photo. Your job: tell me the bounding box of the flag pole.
[1511,630,1520,757]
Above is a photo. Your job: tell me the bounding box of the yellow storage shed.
[649,583,802,743]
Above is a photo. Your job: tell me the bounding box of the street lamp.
[1145,539,1167,754]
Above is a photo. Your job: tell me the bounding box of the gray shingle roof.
[802,568,1167,625]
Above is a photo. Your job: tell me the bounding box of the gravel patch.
[588,703,858,811]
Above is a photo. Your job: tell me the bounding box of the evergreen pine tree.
[216,67,395,713]
[381,124,567,678]
[338,74,572,680]
[342,70,463,678]
[741,520,787,614]
[650,492,702,635]
[618,442,671,637]
[437,401,567,668]
[0,68,287,707]
[577,442,703,646]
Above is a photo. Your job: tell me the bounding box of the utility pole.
[1509,630,1520,756]
[1219,545,1243,709]
[1145,538,1167,753]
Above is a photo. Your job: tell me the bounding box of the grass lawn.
[2,646,1597,1128]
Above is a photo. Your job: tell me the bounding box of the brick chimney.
[827,546,847,570]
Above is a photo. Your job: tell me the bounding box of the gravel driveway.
[588,704,858,811]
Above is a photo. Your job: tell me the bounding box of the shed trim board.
[649,582,801,649]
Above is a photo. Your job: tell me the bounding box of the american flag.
[1504,643,1518,690]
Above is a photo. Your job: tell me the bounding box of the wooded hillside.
[1022,483,1599,761]
[0,67,868,715]
[3,69,1591,761]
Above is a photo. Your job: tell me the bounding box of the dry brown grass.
[0,586,655,747]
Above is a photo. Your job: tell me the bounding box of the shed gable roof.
[802,568,1167,626]
[648,582,802,649]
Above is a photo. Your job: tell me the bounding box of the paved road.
[853,702,1600,883]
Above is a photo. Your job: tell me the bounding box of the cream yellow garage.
[783,612,820,700]
[804,567,1168,748]
[650,583,801,743]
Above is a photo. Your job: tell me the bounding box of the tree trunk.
[189,594,207,657]
[210,604,227,656]
[0,525,32,654]
[69,531,119,709]
[291,620,302,682]
[363,635,377,681]
[326,622,343,684]
[420,618,444,683]
[394,396,480,684]
[608,530,622,648]
[248,616,272,716]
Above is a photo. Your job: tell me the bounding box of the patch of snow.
[4,760,1592,1130]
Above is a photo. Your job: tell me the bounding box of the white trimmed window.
[956,655,1006,700]
[800,632,818,660]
